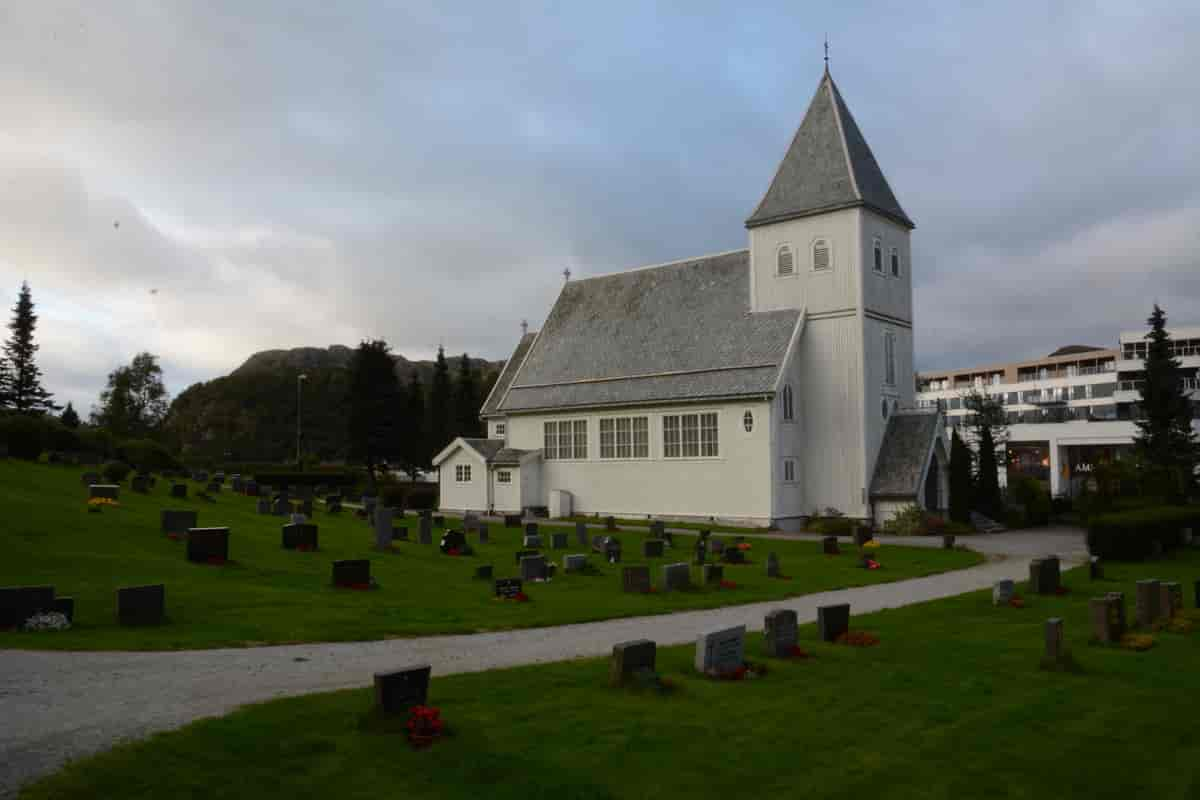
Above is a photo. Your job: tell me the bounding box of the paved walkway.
[0,528,1086,798]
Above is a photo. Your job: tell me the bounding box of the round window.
[881,398,889,420]
[743,410,754,432]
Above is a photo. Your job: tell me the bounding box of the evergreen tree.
[948,429,973,523]
[60,401,80,429]
[453,353,480,438]
[399,372,427,479]
[428,345,452,452]
[963,390,1008,518]
[92,352,170,438]
[1133,304,1199,500]
[2,282,58,414]
[346,340,402,490]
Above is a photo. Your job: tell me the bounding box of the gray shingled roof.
[496,250,800,413]
[480,332,537,417]
[870,412,941,498]
[746,71,913,230]
[458,438,534,465]
[491,447,534,465]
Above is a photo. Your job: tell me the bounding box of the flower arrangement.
[23,612,71,632]
[836,631,880,647]
[1009,595,1026,609]
[713,661,768,680]
[206,556,228,566]
[864,558,881,570]
[166,532,182,541]
[296,543,315,552]
[643,586,659,594]
[736,542,752,551]
[786,645,811,658]
[1054,586,1070,596]
[1120,633,1155,651]
[87,497,119,507]
[861,539,881,550]
[719,579,738,590]
[406,705,444,748]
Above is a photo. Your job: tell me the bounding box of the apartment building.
[916,326,1200,497]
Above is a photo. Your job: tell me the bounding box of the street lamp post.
[297,373,308,467]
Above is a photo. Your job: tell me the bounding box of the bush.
[103,460,132,483]
[1086,505,1200,560]
[882,505,949,536]
[118,438,179,473]
[405,486,438,510]
[380,485,406,509]
[0,414,47,460]
[807,516,855,535]
[251,471,357,488]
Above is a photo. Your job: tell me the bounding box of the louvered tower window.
[777,245,794,276]
[812,238,830,270]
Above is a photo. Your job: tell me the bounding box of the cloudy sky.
[1,1,1198,413]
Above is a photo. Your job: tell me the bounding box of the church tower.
[747,66,915,519]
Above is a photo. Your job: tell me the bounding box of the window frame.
[884,331,897,386]
[662,411,720,459]
[543,419,587,460]
[776,243,796,277]
[889,246,900,277]
[782,384,795,422]
[455,464,472,483]
[811,237,832,272]
[872,237,884,274]
[599,415,650,460]
[742,410,754,433]
[496,469,511,484]
[495,422,506,437]
[782,457,797,484]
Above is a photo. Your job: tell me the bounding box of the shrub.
[807,516,855,535]
[0,414,46,460]
[405,486,438,510]
[1086,505,1200,560]
[103,460,132,483]
[380,485,407,509]
[118,438,179,473]
[883,505,925,536]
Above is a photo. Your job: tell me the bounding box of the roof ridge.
[567,248,749,284]
[826,74,862,202]
[512,362,784,390]
[746,74,829,223]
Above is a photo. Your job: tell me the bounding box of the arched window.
[776,244,794,276]
[889,247,900,277]
[873,237,883,274]
[782,385,794,421]
[884,332,897,386]
[812,238,831,271]
[743,410,754,432]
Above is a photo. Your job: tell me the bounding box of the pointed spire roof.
[746,71,913,230]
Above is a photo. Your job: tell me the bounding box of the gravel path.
[0,528,1086,797]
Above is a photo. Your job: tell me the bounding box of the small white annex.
[433,67,947,529]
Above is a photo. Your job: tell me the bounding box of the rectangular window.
[700,413,718,457]
[884,333,897,386]
[558,422,572,459]
[616,417,632,458]
[455,464,471,482]
[599,416,649,459]
[544,421,558,460]
[573,419,587,459]
[889,247,899,277]
[663,415,680,458]
[873,239,883,273]
[783,458,796,483]
[496,470,511,484]
[663,412,718,458]
[599,418,615,458]
[1007,392,1019,405]
[632,417,649,458]
[813,240,830,271]
[495,422,506,436]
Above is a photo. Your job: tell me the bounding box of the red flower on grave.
[866,559,881,570]
[167,532,180,541]
[348,582,371,591]
[1055,586,1070,596]
[719,579,738,590]
[736,543,751,551]
[1009,596,1026,609]
[644,586,659,594]
[447,547,461,557]
[297,543,314,552]
[835,631,880,647]
[514,591,530,602]
[786,645,811,658]
[406,705,444,747]
[206,556,227,566]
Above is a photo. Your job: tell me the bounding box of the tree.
[948,429,973,523]
[398,372,427,479]
[453,353,480,438]
[963,390,1008,518]
[60,402,80,429]
[346,339,403,491]
[92,352,169,438]
[2,282,58,414]
[1133,304,1199,500]
[428,345,452,452]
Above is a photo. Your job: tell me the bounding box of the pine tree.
[948,429,973,523]
[453,353,480,438]
[2,282,58,414]
[400,372,427,478]
[346,340,402,490]
[60,401,80,429]
[429,345,452,452]
[963,390,1008,519]
[1133,304,1199,500]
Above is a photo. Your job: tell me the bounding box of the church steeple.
[746,71,913,230]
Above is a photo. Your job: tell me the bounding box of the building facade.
[433,67,946,528]
[916,327,1200,496]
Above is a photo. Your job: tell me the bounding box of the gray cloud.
[0,1,1198,412]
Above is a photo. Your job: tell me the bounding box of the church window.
[881,398,889,420]
[663,416,680,458]
[496,470,511,484]
[573,419,587,458]
[782,385,795,421]
[700,412,719,456]
[873,238,883,273]
[884,332,897,386]
[777,244,795,276]
[455,464,472,482]
[743,410,754,432]
[663,412,719,458]
[543,422,558,459]
[544,419,587,459]
[495,422,506,437]
[890,247,900,277]
[783,458,797,483]
[812,238,831,271]
[600,416,649,459]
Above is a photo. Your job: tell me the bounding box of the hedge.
[250,471,357,488]
[1086,505,1200,561]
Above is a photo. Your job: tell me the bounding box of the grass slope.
[21,555,1200,800]
[0,460,979,650]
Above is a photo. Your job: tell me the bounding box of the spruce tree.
[963,390,1008,519]
[60,402,80,429]
[453,353,480,438]
[1134,304,1199,499]
[429,345,452,452]
[346,340,402,490]
[400,372,427,478]
[3,282,58,414]
[948,429,973,523]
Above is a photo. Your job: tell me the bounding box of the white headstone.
[694,625,745,675]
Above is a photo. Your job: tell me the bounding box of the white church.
[433,67,948,529]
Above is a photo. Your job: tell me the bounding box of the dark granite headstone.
[610,639,656,685]
[1089,556,1103,580]
[433,515,445,528]
[131,475,150,493]
[622,565,651,593]
[817,603,850,642]
[374,506,395,550]
[515,548,540,565]
[161,509,198,535]
[605,516,617,531]
[245,479,259,497]
[272,497,288,516]
[764,608,799,657]
[332,559,371,587]
[551,532,568,550]
[563,554,588,572]
[703,564,724,584]
[575,521,589,547]
[494,578,523,598]
[89,484,119,501]
[0,586,56,629]
[853,524,870,547]
[116,584,165,626]
[170,483,187,499]
[52,596,75,623]
[650,520,665,538]
[766,552,780,578]
[418,515,433,545]
[477,523,489,544]
[643,539,665,558]
[474,564,493,580]
[661,562,690,591]
[520,554,548,581]
[186,527,230,563]
[1029,556,1061,595]
[695,625,745,675]
[282,523,318,550]
[524,522,539,538]
[1044,617,1066,663]
[440,530,467,554]
[943,534,956,550]
[374,664,431,714]
[822,536,839,555]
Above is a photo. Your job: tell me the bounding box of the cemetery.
[0,460,980,650]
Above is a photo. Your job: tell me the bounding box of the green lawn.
[0,461,980,650]
[21,554,1200,800]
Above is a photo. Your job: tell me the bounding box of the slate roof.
[746,71,913,230]
[480,332,537,417]
[870,411,942,498]
[493,250,801,414]
[457,438,534,465]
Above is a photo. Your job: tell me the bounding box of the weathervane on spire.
[824,35,830,73]
[563,267,571,282]
[520,319,528,337]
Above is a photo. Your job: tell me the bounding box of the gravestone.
[766,552,780,578]
[116,584,165,626]
[186,527,230,563]
[610,639,656,685]
[520,554,548,581]
[515,548,540,565]
[522,534,543,549]
[817,603,851,642]
[81,471,100,486]
[290,513,307,524]
[282,523,318,550]
[650,520,665,538]
[710,538,725,556]
[52,596,75,623]
[1089,556,1103,580]
[494,578,523,599]
[943,534,956,550]
[575,521,590,547]
[622,565,651,593]
[1161,582,1183,619]
[1089,595,1123,644]
[853,524,870,547]
[440,530,467,554]
[551,532,568,550]
[992,579,1015,606]
[477,523,489,544]
[374,506,395,550]
[504,514,521,528]
[695,537,707,565]
[1107,591,1128,635]
[161,510,198,535]
[418,515,433,545]
[1136,579,1161,627]
[563,554,588,572]
[694,625,745,676]
[643,539,665,558]
[231,476,244,493]
[763,609,799,657]
[1044,617,1066,664]
[272,497,288,516]
[245,479,259,496]
[605,516,618,532]
[433,516,445,528]
[703,564,724,584]
[822,536,839,555]
[605,538,622,564]
[525,522,539,538]
[256,499,270,515]
[131,475,150,493]
[662,562,690,592]
[663,531,674,547]
[474,565,493,580]
[170,483,187,499]
[332,559,371,588]
[374,664,431,714]
[89,484,119,501]
[1029,557,1061,595]
[723,546,746,565]
[206,480,221,493]
[0,586,56,629]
